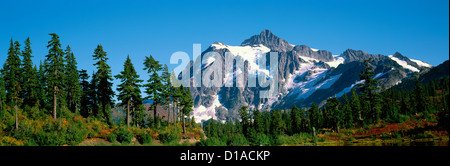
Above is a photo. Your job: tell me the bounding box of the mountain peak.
[241,30,293,52]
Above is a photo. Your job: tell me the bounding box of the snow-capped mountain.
[181,30,433,123]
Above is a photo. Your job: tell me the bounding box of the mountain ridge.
[182,30,435,123]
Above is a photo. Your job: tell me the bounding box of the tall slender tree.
[358,58,379,124]
[79,69,90,117]
[2,39,22,129]
[21,37,39,109]
[143,55,163,126]
[45,33,65,120]
[115,55,143,127]
[179,85,193,135]
[64,45,81,114]
[92,45,115,125]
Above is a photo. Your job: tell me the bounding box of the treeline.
[201,59,449,146]
[0,34,194,134]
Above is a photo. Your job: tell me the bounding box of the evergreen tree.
[350,89,362,123]
[79,69,91,117]
[64,45,81,114]
[92,45,115,124]
[253,109,264,133]
[44,33,65,120]
[21,37,39,109]
[342,93,353,128]
[270,110,286,135]
[37,61,47,110]
[115,55,143,127]
[3,39,23,129]
[160,64,172,122]
[326,97,342,133]
[291,106,301,134]
[239,105,250,136]
[358,58,380,124]
[179,85,193,135]
[309,102,321,130]
[143,55,163,125]
[413,79,428,117]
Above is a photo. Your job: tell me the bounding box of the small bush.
[227,134,248,146]
[196,137,226,146]
[116,127,134,144]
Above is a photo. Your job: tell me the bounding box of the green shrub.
[116,127,134,144]
[252,133,271,146]
[136,131,153,144]
[227,134,248,146]
[196,137,226,146]
[275,134,299,145]
[108,132,117,143]
[159,129,180,144]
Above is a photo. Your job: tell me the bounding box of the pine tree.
[358,58,379,124]
[342,93,353,128]
[291,105,301,134]
[180,85,193,135]
[44,33,65,120]
[79,69,90,117]
[160,64,172,122]
[270,110,286,135]
[64,45,81,114]
[253,109,264,133]
[413,79,428,117]
[115,55,143,127]
[37,61,47,110]
[309,102,321,130]
[21,37,39,109]
[350,89,362,123]
[92,45,115,125]
[88,71,98,117]
[143,55,163,125]
[3,39,23,129]
[239,105,250,136]
[326,97,342,133]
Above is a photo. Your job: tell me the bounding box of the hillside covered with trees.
[0,34,201,146]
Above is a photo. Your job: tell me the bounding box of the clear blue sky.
[1,0,448,99]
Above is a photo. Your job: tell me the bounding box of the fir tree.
[64,45,81,114]
[115,55,143,127]
[143,55,163,125]
[44,33,65,120]
[326,97,342,133]
[179,85,193,135]
[79,69,90,117]
[21,37,39,109]
[3,39,23,129]
[358,58,380,124]
[291,105,301,134]
[92,45,115,125]
[309,102,321,130]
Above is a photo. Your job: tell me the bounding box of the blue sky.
[1,0,448,99]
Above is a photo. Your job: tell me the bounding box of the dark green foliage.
[92,45,115,125]
[45,33,66,120]
[115,126,134,144]
[64,45,81,114]
[115,55,143,127]
[143,55,163,126]
[21,37,39,110]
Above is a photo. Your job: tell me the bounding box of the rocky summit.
[180,30,433,123]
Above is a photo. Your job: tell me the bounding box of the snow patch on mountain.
[191,95,222,123]
[325,55,345,68]
[388,55,419,72]
[410,59,432,68]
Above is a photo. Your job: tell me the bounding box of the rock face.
[181,30,433,123]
